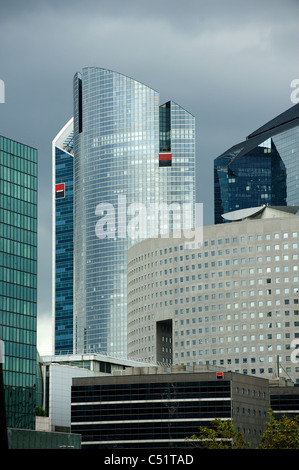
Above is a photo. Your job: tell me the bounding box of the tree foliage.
[36,406,47,417]
[187,418,250,449]
[187,411,299,450]
[259,409,299,449]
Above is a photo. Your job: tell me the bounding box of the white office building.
[38,353,154,432]
[127,205,299,383]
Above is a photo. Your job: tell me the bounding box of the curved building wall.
[72,67,195,357]
[127,212,299,383]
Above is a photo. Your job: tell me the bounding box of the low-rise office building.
[270,378,299,419]
[127,206,299,384]
[39,353,153,433]
[70,365,269,449]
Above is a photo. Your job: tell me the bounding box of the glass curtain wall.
[214,104,299,224]
[54,136,74,355]
[72,68,195,357]
[0,136,37,429]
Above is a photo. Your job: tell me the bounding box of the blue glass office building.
[0,135,37,429]
[69,67,195,357]
[52,119,74,354]
[214,103,299,223]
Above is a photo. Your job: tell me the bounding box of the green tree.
[186,418,250,449]
[36,406,47,417]
[259,410,299,449]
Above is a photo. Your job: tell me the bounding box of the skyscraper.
[54,67,195,357]
[0,135,38,429]
[52,119,74,354]
[214,103,299,224]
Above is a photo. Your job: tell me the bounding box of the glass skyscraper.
[214,103,299,223]
[0,135,38,429]
[53,67,195,357]
[52,119,74,354]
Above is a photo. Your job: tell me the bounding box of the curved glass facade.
[72,67,195,357]
[214,104,299,224]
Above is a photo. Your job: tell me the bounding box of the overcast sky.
[0,0,298,354]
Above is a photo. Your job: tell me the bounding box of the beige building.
[127,206,299,384]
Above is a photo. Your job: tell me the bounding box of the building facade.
[68,67,195,357]
[270,381,299,419]
[70,365,269,449]
[39,353,154,433]
[52,119,74,354]
[214,103,299,224]
[127,206,299,384]
[0,135,38,429]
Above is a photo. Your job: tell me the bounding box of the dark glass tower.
[68,67,195,357]
[0,135,38,429]
[52,119,74,354]
[214,103,299,223]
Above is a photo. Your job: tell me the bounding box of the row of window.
[0,165,36,186]
[130,280,299,297]
[0,281,36,301]
[0,138,37,162]
[0,224,37,246]
[72,382,231,400]
[130,259,299,281]
[0,253,36,274]
[129,231,299,263]
[0,308,36,325]
[0,326,36,346]
[0,207,37,232]
[138,232,295,256]
[130,299,299,316]
[0,267,36,287]
[3,369,36,387]
[0,180,37,203]
[0,194,36,218]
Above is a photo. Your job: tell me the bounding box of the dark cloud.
[0,0,298,352]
